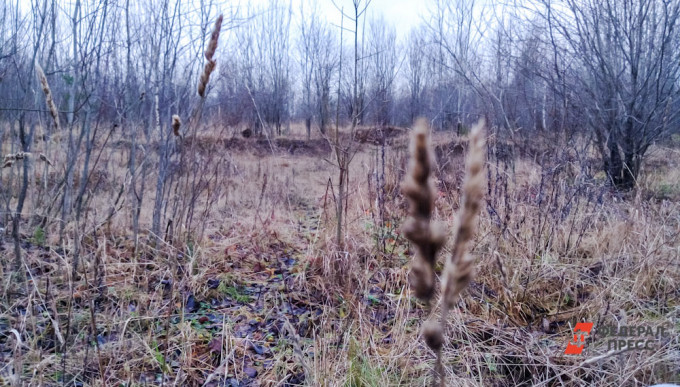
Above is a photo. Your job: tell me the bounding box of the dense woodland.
[0,0,679,386]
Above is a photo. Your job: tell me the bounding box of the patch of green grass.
[151,340,168,372]
[655,182,678,199]
[366,294,381,306]
[218,282,252,303]
[670,133,680,144]
[485,353,499,373]
[345,338,385,387]
[32,226,45,246]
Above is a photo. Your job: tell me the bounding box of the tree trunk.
[336,162,346,249]
[605,136,638,190]
[621,152,638,189]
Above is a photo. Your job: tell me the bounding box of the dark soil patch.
[187,136,332,157]
[353,126,407,145]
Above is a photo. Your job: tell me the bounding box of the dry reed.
[35,63,60,131]
[401,118,447,302]
[402,118,486,387]
[172,114,181,137]
[198,14,223,98]
[3,152,54,168]
[39,153,53,166]
[3,152,31,168]
[441,119,486,310]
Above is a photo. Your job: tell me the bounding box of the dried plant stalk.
[35,63,60,131]
[401,118,446,303]
[198,14,223,98]
[39,153,53,166]
[433,118,486,386]
[402,118,486,387]
[441,119,486,309]
[3,152,31,168]
[205,14,223,61]
[3,152,52,168]
[172,114,182,137]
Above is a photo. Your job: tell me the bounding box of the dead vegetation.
[183,135,333,157]
[353,125,407,145]
[0,119,678,386]
[1,0,679,385]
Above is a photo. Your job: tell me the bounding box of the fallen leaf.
[243,366,257,378]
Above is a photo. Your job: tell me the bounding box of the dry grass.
[0,120,678,386]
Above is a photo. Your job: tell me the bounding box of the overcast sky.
[243,0,430,39]
[321,0,429,36]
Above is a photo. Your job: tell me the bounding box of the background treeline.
[1,0,679,246]
[3,1,679,191]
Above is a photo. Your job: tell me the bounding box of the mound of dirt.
[353,125,407,145]
[434,140,466,171]
[221,136,332,156]
[267,137,332,156]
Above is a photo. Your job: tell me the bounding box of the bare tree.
[10,0,49,280]
[426,0,486,131]
[366,16,398,126]
[313,19,337,135]
[541,0,680,188]
[299,0,337,137]
[405,27,426,123]
[234,1,291,137]
[329,0,372,248]
[149,0,186,244]
[263,0,292,136]
[298,2,316,140]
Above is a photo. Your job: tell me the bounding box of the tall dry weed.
[198,14,223,98]
[35,62,60,132]
[172,114,181,137]
[401,118,446,302]
[402,118,486,386]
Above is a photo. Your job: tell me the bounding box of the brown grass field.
[0,121,679,386]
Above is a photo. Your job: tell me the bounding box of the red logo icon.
[565,322,594,355]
